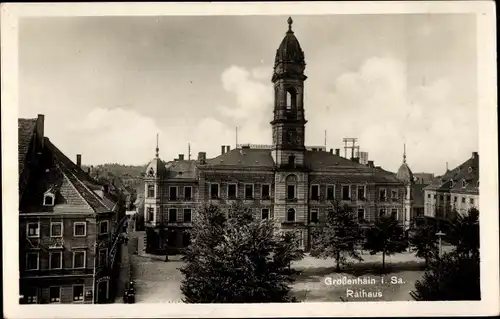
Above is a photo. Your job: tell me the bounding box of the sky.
[19,14,478,174]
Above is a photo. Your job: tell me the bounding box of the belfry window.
[285,87,297,110]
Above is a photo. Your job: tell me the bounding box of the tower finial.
[287,17,293,32]
[156,133,159,158]
[403,143,407,164]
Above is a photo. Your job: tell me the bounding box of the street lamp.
[436,230,445,258]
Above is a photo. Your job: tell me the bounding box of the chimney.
[36,114,45,150]
[472,152,478,159]
[102,184,109,194]
[351,157,360,163]
[221,145,226,155]
[329,148,333,154]
[335,148,340,156]
[198,152,206,164]
[226,145,231,153]
[76,154,82,167]
[367,160,374,168]
[87,167,91,174]
[178,154,184,160]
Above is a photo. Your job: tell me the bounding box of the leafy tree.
[310,201,363,272]
[363,215,407,270]
[410,250,480,301]
[180,203,303,303]
[447,208,479,258]
[409,216,438,267]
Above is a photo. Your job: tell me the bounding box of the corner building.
[143,18,406,251]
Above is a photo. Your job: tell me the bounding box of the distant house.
[413,173,435,185]
[424,152,479,221]
[18,115,126,304]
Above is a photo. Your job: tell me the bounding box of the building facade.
[424,152,480,220]
[18,115,127,304]
[142,18,406,251]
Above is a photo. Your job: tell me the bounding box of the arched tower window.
[287,208,296,222]
[285,87,297,110]
[286,174,297,200]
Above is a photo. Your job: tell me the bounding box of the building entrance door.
[97,280,109,303]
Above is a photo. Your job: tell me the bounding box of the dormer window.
[450,179,454,187]
[43,193,55,206]
[468,166,473,173]
[462,179,466,188]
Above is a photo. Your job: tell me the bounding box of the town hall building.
[142,17,407,251]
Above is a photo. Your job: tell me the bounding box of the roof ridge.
[47,139,110,212]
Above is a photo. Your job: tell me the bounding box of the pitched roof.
[203,148,275,169]
[424,153,479,193]
[20,137,116,214]
[165,160,199,179]
[18,118,37,174]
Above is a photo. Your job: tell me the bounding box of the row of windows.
[209,183,272,200]
[24,286,86,304]
[289,207,399,223]
[146,208,192,223]
[25,221,109,238]
[147,185,193,200]
[25,249,108,271]
[427,194,476,205]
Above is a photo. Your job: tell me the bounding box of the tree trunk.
[336,251,341,272]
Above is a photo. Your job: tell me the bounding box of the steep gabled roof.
[18,118,37,174]
[424,153,479,193]
[20,137,117,214]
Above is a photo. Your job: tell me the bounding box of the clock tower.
[271,17,307,168]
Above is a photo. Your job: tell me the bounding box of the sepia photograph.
[1,2,498,318]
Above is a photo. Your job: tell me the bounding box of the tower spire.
[403,143,407,164]
[287,16,293,32]
[156,133,159,158]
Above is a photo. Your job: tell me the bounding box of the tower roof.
[274,17,305,67]
[396,144,414,183]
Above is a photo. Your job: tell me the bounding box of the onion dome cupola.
[145,134,167,178]
[396,144,414,184]
[272,17,307,82]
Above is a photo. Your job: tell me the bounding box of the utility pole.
[235,127,238,148]
[324,130,327,150]
[188,143,191,161]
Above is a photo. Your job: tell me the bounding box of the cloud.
[306,56,477,173]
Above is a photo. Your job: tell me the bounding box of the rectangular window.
[427,194,430,199]
[462,197,465,203]
[379,189,386,201]
[434,194,437,199]
[357,208,365,221]
[169,186,178,200]
[73,251,86,269]
[74,222,86,237]
[147,184,155,198]
[26,290,38,304]
[311,185,320,200]
[357,185,366,200]
[227,183,237,199]
[261,184,271,199]
[50,222,63,237]
[147,207,154,222]
[288,155,295,166]
[342,185,350,200]
[73,285,84,302]
[261,208,269,220]
[287,185,295,200]
[49,287,61,303]
[26,222,40,238]
[391,209,398,219]
[326,185,335,200]
[470,198,475,205]
[49,252,62,269]
[99,248,108,267]
[183,209,192,223]
[184,186,192,200]
[454,196,458,202]
[99,221,109,234]
[310,209,319,223]
[439,195,444,201]
[169,208,177,223]
[391,189,398,199]
[26,252,39,270]
[244,184,254,199]
[210,184,219,199]
[379,208,386,217]
[447,195,451,201]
